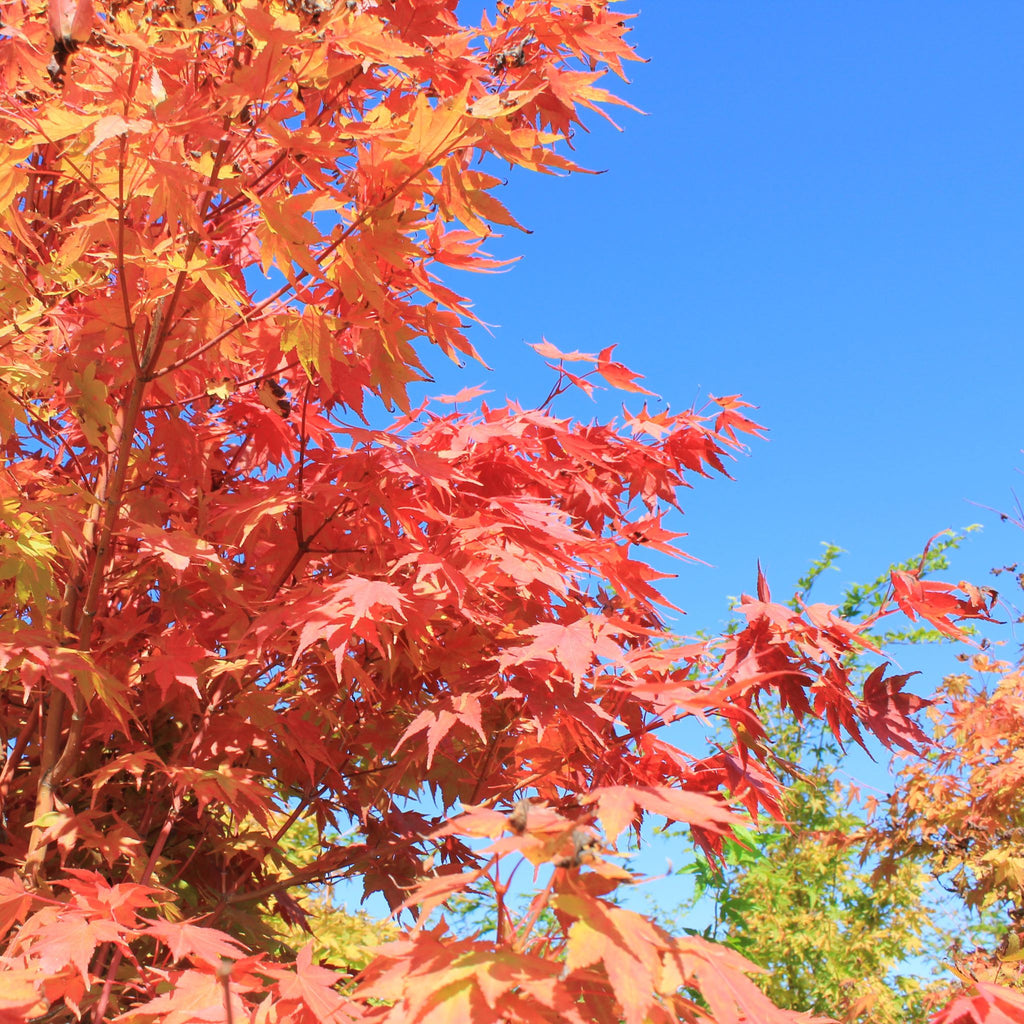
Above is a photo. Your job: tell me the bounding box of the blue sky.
[422,2,1023,670]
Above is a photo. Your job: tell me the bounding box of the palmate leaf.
[0,877,32,943]
[930,982,1024,1024]
[587,785,742,847]
[890,570,999,641]
[145,920,248,967]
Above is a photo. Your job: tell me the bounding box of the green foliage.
[0,497,57,614]
[659,707,944,1022]
[268,814,398,972]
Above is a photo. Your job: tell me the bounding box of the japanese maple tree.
[873,654,1024,1020]
[0,0,999,1020]
[657,536,987,1024]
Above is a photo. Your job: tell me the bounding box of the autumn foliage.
[872,648,1024,1019]
[0,0,1009,1020]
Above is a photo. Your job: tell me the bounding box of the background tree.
[867,511,1024,1024]
[650,536,975,1023]
[871,549,1024,997]
[653,531,1024,1024]
[0,0,998,1021]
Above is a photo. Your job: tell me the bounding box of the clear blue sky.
[423,2,1023,665]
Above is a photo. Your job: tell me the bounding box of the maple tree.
[0,0,1003,1020]
[864,650,1024,1024]
[663,538,1024,1024]
[874,652,1024,1010]
[672,755,939,1024]
[652,539,977,1024]
[862,521,1024,1022]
